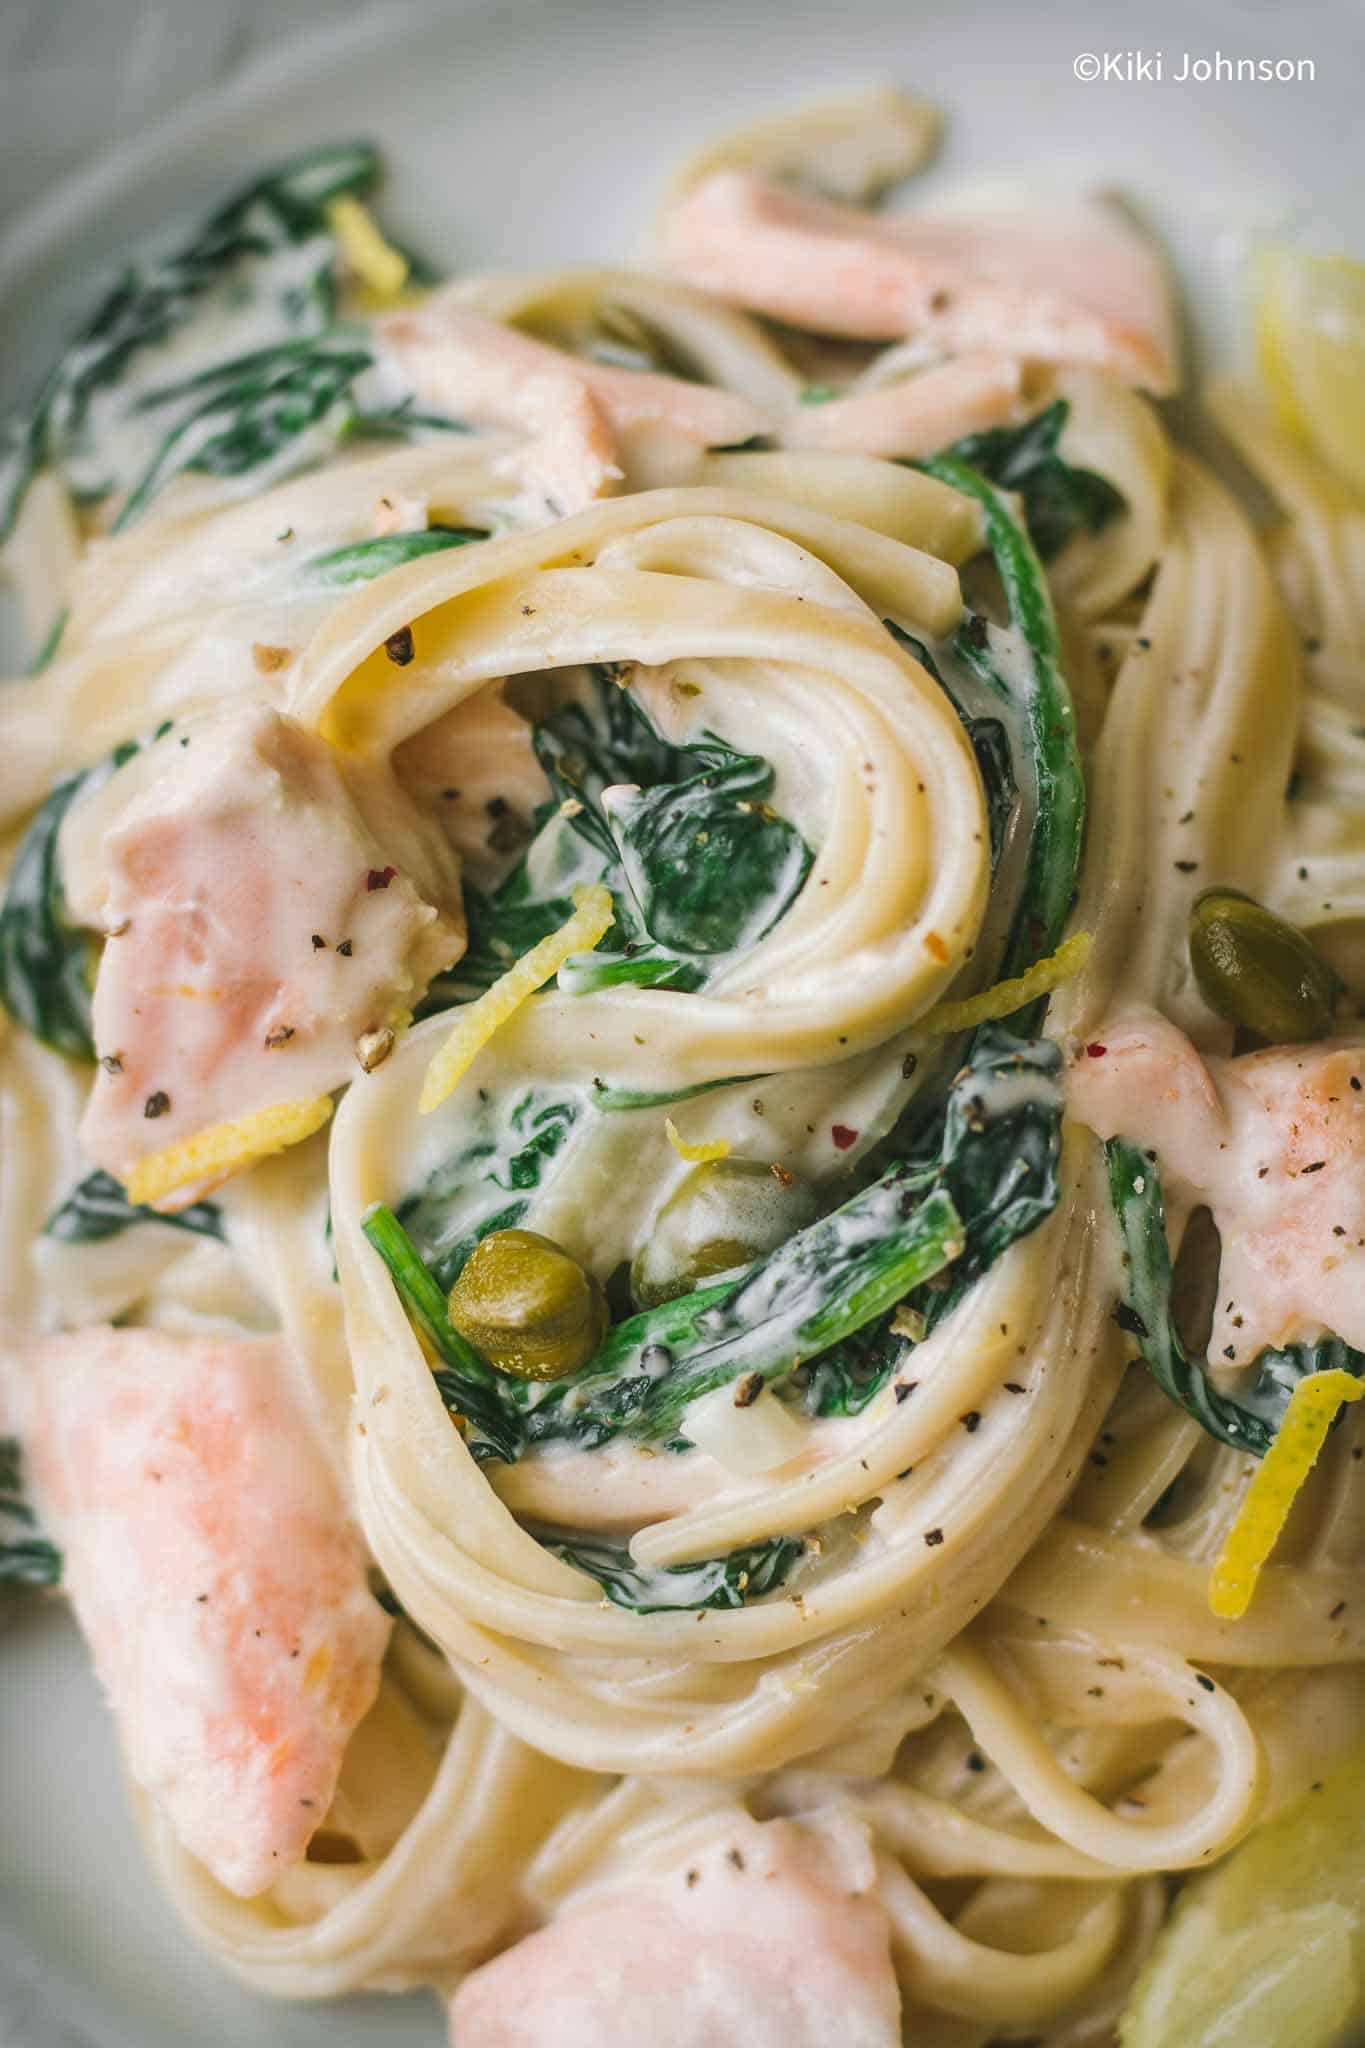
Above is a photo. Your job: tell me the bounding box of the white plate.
[2,0,1362,2041]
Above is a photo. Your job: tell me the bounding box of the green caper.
[447,1228,607,1381]
[1189,888,1343,1043]
[631,1157,819,1309]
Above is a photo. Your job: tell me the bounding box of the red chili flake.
[366,866,397,892]
[831,1123,859,1151]
[385,626,415,666]
[1085,1042,1108,1059]
[143,1091,171,1119]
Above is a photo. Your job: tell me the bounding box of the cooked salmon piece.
[662,171,1178,394]
[24,1327,390,1897]
[379,299,771,511]
[780,351,1022,456]
[67,706,463,1204]
[1069,1008,1365,1363]
[449,1815,902,2048]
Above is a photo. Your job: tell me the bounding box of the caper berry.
[1189,888,1343,1043]
[632,1157,819,1309]
[447,1228,607,1381]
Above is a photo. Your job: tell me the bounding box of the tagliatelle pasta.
[3,86,1365,2048]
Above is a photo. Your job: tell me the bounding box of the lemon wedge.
[1120,1743,1365,2048]
[1255,244,1365,496]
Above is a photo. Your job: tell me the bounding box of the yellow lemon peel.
[664,1118,731,1164]
[1209,1368,1365,1620]
[123,1095,335,1209]
[921,931,1091,1036]
[326,195,409,302]
[420,884,614,1115]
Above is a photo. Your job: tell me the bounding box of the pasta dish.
[3,84,1365,2048]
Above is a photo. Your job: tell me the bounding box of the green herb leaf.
[932,400,1124,561]
[361,1203,522,1464]
[544,1532,804,1611]
[1,1437,61,1589]
[45,1168,224,1244]
[921,456,1087,1011]
[519,1177,963,1451]
[301,523,487,588]
[1105,1137,1361,1456]
[397,1087,582,1292]
[0,143,387,539]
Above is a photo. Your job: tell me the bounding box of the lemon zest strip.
[420,884,614,1115]
[921,931,1091,1037]
[326,196,409,302]
[123,1095,335,1209]
[664,1117,731,1165]
[1209,1367,1365,1621]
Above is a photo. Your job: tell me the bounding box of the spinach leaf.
[543,1533,805,1612]
[1,1437,61,1589]
[518,1178,963,1452]
[456,668,813,1002]
[302,523,487,589]
[45,1168,224,1245]
[787,1319,909,1419]
[27,608,69,676]
[0,143,386,539]
[888,625,1018,872]
[397,1086,582,1291]
[1106,1138,1363,1455]
[922,457,1087,1014]
[790,1028,1065,1413]
[933,400,1124,561]
[533,668,681,854]
[562,736,812,995]
[0,737,146,1059]
[589,1074,759,1114]
[114,339,374,529]
[360,1203,523,1465]
[366,1025,1064,1459]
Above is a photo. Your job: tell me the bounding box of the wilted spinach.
[458,669,812,1001]
[0,736,149,1060]
[302,523,487,589]
[543,1532,805,1611]
[45,1168,224,1245]
[397,1086,582,1291]
[1106,1138,1363,1456]
[932,400,1124,561]
[1,1438,61,1589]
[0,141,464,538]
